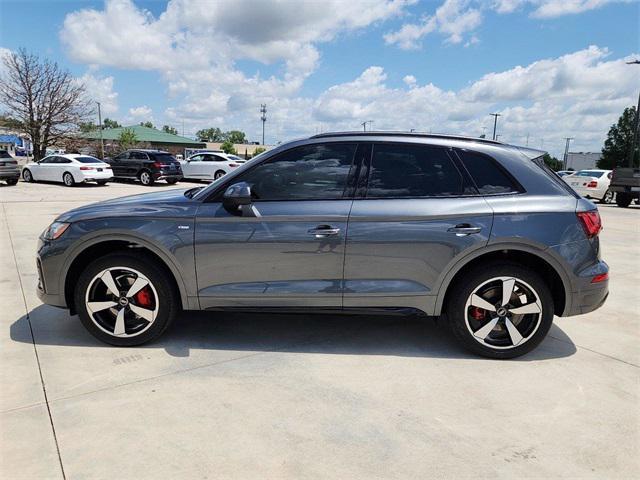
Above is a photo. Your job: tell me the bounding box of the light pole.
[96,101,104,160]
[626,60,640,167]
[563,137,574,170]
[361,120,373,131]
[260,104,267,145]
[489,113,501,140]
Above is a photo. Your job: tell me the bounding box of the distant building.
[0,127,32,155]
[204,142,272,158]
[566,152,602,171]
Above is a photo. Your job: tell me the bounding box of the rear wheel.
[139,170,154,186]
[214,170,225,180]
[166,178,178,185]
[74,253,178,346]
[22,169,33,182]
[600,189,614,204]
[96,180,108,186]
[5,178,18,186]
[616,192,632,208]
[63,172,75,187]
[445,263,554,359]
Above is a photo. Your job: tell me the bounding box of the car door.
[343,142,494,315]
[109,152,128,177]
[36,156,59,181]
[128,151,146,177]
[181,154,199,178]
[194,142,362,308]
[56,157,74,182]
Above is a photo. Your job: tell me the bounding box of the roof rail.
[310,130,503,145]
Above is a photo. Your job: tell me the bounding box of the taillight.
[591,272,609,283]
[577,210,602,238]
[587,181,597,188]
[153,161,163,168]
[79,166,94,170]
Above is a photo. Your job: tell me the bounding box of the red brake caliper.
[134,287,153,308]
[470,307,486,320]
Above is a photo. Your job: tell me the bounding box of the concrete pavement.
[1,180,639,479]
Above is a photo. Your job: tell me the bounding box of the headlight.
[42,222,70,241]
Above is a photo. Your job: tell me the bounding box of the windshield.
[153,153,177,163]
[76,156,102,163]
[575,170,605,178]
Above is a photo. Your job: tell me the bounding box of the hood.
[57,188,199,223]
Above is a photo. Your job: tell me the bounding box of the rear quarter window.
[457,149,521,195]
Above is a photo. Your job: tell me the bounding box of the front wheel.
[74,253,178,346]
[600,189,614,204]
[63,172,75,187]
[22,169,33,182]
[445,263,554,359]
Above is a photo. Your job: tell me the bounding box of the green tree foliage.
[542,153,563,171]
[598,106,639,169]
[220,139,236,154]
[252,147,266,158]
[139,121,154,128]
[118,128,138,151]
[79,121,97,133]
[196,127,225,142]
[225,130,247,144]
[103,118,121,129]
[162,125,178,135]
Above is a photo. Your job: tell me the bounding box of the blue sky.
[0,0,638,156]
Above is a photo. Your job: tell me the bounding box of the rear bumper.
[0,169,20,180]
[154,173,183,181]
[563,260,609,316]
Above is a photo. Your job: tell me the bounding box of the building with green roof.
[82,125,205,155]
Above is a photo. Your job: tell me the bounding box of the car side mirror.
[223,182,254,216]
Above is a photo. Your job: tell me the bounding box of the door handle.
[308,225,341,237]
[447,224,482,236]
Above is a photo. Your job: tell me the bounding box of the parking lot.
[1,180,638,479]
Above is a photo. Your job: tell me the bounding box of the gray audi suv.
[36,132,609,358]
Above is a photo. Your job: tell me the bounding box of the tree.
[196,127,225,142]
[0,114,23,130]
[79,121,97,133]
[220,139,236,154]
[598,106,639,169]
[225,130,246,144]
[162,125,178,135]
[139,121,154,128]
[252,147,266,158]
[0,48,91,159]
[103,118,121,129]
[118,128,138,151]
[542,153,563,171]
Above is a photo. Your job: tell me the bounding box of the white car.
[564,169,614,203]
[22,154,113,187]
[179,152,246,181]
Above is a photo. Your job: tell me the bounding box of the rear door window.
[366,143,465,198]
[457,149,521,195]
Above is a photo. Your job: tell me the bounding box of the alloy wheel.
[84,266,159,338]
[602,190,614,204]
[140,172,151,185]
[63,173,74,186]
[214,171,225,180]
[464,276,543,350]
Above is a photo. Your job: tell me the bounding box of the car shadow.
[10,304,577,362]
[18,180,107,188]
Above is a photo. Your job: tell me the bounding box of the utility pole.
[96,101,104,160]
[260,104,267,145]
[361,120,373,131]
[526,132,530,146]
[563,137,574,170]
[489,113,501,140]
[626,60,640,167]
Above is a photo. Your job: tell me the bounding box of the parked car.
[179,151,245,181]
[0,150,20,185]
[22,154,112,186]
[106,149,183,186]
[609,167,640,207]
[36,132,609,359]
[564,169,614,203]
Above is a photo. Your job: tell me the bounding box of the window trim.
[204,141,361,203]
[453,148,526,197]
[359,142,476,200]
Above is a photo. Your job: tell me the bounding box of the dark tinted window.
[458,150,519,195]
[57,158,72,164]
[76,156,102,163]
[152,153,176,163]
[115,152,129,160]
[203,154,221,162]
[575,170,605,178]
[130,151,148,160]
[0,150,11,158]
[40,156,55,164]
[236,143,356,201]
[367,144,464,197]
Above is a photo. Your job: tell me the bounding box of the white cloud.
[128,105,153,120]
[78,73,119,115]
[385,0,481,49]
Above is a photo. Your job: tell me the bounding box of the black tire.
[63,172,75,187]
[445,262,554,359]
[214,170,226,180]
[139,170,154,186]
[74,253,179,346]
[166,178,179,185]
[96,180,108,186]
[616,193,632,208]
[599,189,614,204]
[22,169,33,182]
[5,178,19,186]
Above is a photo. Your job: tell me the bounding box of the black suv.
[107,149,183,186]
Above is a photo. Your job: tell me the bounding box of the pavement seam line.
[548,334,639,368]
[3,203,67,480]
